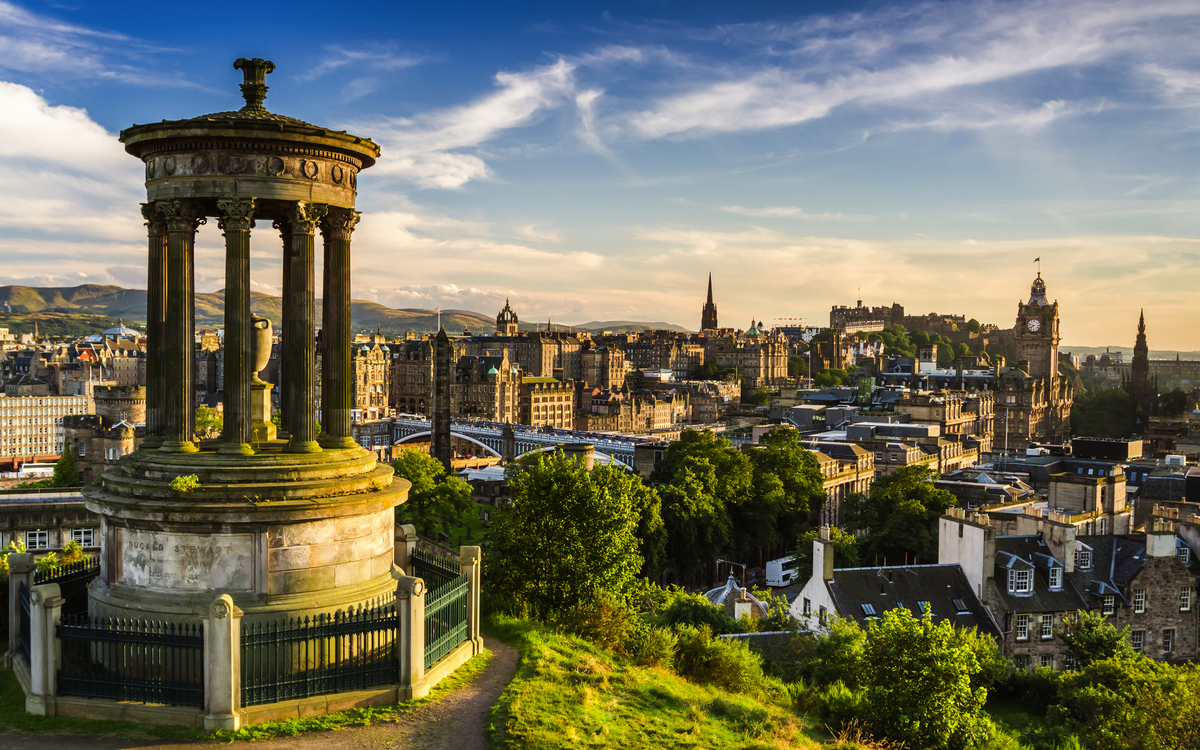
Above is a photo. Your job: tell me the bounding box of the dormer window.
[1049,567,1062,590]
[1102,595,1115,615]
[1009,568,1033,593]
[1075,549,1092,571]
[1180,547,1191,566]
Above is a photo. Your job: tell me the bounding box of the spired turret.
[86,59,408,624]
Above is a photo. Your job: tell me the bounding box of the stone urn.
[251,316,272,383]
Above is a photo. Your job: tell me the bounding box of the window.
[1098,517,1106,536]
[952,598,969,613]
[1102,595,1115,615]
[1064,655,1078,671]
[917,601,930,614]
[1164,629,1176,653]
[1133,588,1146,614]
[861,603,877,616]
[1075,549,1092,570]
[958,523,964,538]
[1039,654,1054,670]
[71,528,95,547]
[803,598,811,616]
[1016,614,1030,640]
[1180,546,1192,566]
[1182,587,1192,613]
[1131,630,1145,652]
[819,606,827,624]
[1012,569,1032,593]
[1014,654,1031,671]
[1049,567,1062,589]
[25,530,48,549]
[1041,614,1054,639]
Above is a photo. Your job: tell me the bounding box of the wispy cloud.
[297,45,426,83]
[351,59,577,188]
[0,0,188,85]
[722,205,880,222]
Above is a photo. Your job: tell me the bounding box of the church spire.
[706,273,714,305]
[701,274,719,331]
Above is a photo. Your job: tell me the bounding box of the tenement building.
[0,391,89,460]
[62,385,146,483]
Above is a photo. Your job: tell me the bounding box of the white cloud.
[353,59,577,188]
[722,205,880,222]
[514,223,564,242]
[297,45,426,83]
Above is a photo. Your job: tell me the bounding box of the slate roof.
[992,536,1086,614]
[824,563,999,637]
[1066,535,1152,610]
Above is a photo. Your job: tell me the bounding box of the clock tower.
[1013,273,1060,388]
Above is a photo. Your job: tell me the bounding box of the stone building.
[520,377,577,429]
[700,273,719,332]
[351,339,391,421]
[1125,311,1157,433]
[997,274,1073,443]
[62,385,146,483]
[0,392,89,460]
[496,298,519,336]
[390,337,435,414]
[581,344,625,390]
[808,443,874,526]
[453,350,520,423]
[702,325,789,387]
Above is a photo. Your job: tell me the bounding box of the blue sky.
[1,0,1199,347]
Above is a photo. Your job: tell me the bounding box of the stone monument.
[83,58,409,622]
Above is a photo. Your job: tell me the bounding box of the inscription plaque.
[117,529,254,591]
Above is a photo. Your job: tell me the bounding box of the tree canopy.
[391,449,474,540]
[486,453,646,612]
[792,526,859,584]
[844,465,954,565]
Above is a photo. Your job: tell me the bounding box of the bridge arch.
[392,430,502,458]
[517,444,632,472]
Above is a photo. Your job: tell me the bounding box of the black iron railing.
[17,580,30,667]
[34,557,100,617]
[241,600,399,707]
[57,615,204,707]
[411,548,461,594]
[424,573,469,670]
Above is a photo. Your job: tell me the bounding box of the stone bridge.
[391,418,644,470]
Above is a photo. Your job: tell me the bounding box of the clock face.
[1027,319,1041,332]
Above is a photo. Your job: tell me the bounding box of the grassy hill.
[0,284,494,337]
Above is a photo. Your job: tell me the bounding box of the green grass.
[0,643,490,743]
[212,646,492,742]
[485,614,831,750]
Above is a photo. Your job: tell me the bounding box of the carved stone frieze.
[144,149,359,191]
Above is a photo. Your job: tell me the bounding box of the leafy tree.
[1159,388,1189,416]
[787,355,808,378]
[1071,387,1136,438]
[844,465,954,565]
[813,368,848,388]
[967,318,981,334]
[743,385,773,406]
[879,325,916,357]
[1056,610,1136,670]
[60,539,86,565]
[792,526,860,583]
[861,607,989,750]
[194,405,223,438]
[51,451,80,487]
[391,449,474,540]
[689,362,735,381]
[741,428,825,550]
[486,453,643,612]
[781,615,867,687]
[657,456,732,576]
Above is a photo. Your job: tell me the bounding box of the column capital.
[141,202,167,236]
[216,198,256,234]
[320,208,361,241]
[285,202,328,235]
[156,199,206,233]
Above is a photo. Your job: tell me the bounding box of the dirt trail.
[1,634,519,750]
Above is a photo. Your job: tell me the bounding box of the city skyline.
[1,0,1199,346]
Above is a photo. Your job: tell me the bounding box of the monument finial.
[233,57,276,113]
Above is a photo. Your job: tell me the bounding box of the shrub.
[653,591,740,634]
[35,551,59,574]
[169,474,201,492]
[773,617,867,688]
[673,624,786,701]
[815,680,867,729]
[627,626,677,668]
[60,539,85,565]
[1004,667,1062,715]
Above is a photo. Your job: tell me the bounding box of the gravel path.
[1,634,519,750]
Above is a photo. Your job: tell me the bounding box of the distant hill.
[1063,345,1200,361]
[570,320,692,334]
[0,284,494,337]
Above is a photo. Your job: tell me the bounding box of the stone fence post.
[5,553,35,669]
[26,582,62,716]
[396,575,426,699]
[459,546,483,655]
[203,594,244,731]
[395,523,418,573]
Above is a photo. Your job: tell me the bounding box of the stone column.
[26,582,63,716]
[157,199,204,453]
[460,546,483,655]
[283,202,327,453]
[203,595,244,731]
[432,328,452,471]
[273,219,292,438]
[4,552,34,668]
[394,522,418,573]
[217,198,256,455]
[319,209,360,449]
[396,575,426,700]
[141,203,168,448]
